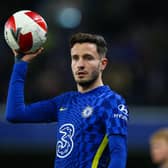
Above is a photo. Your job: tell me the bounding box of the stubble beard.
[75,70,100,88]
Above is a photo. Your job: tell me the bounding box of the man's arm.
[103,94,129,168]
[5,49,56,123]
[108,134,127,168]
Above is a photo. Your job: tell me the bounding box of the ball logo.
[56,123,75,158]
[10,27,22,43]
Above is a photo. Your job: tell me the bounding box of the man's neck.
[77,80,104,93]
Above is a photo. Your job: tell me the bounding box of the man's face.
[71,43,107,87]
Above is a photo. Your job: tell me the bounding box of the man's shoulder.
[104,85,125,102]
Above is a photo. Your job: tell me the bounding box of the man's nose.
[77,59,85,68]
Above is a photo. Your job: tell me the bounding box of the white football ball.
[4,10,48,53]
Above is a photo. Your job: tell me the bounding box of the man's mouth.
[76,71,88,77]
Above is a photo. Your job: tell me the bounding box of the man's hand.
[13,47,44,63]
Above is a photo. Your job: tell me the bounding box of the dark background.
[0,0,168,167]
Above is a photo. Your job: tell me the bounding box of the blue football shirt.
[6,61,129,168]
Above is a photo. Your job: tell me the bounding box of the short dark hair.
[70,32,107,57]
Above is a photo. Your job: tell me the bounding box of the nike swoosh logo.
[59,107,67,111]
[10,27,22,43]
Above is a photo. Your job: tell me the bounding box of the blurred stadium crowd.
[0,0,168,106]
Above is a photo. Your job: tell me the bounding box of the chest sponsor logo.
[56,123,75,158]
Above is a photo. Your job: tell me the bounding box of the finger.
[12,50,18,56]
[35,47,44,55]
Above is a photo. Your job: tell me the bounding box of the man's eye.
[72,55,79,60]
[84,55,94,60]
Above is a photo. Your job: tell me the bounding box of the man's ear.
[100,57,108,71]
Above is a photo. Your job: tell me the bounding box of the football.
[4,10,48,54]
